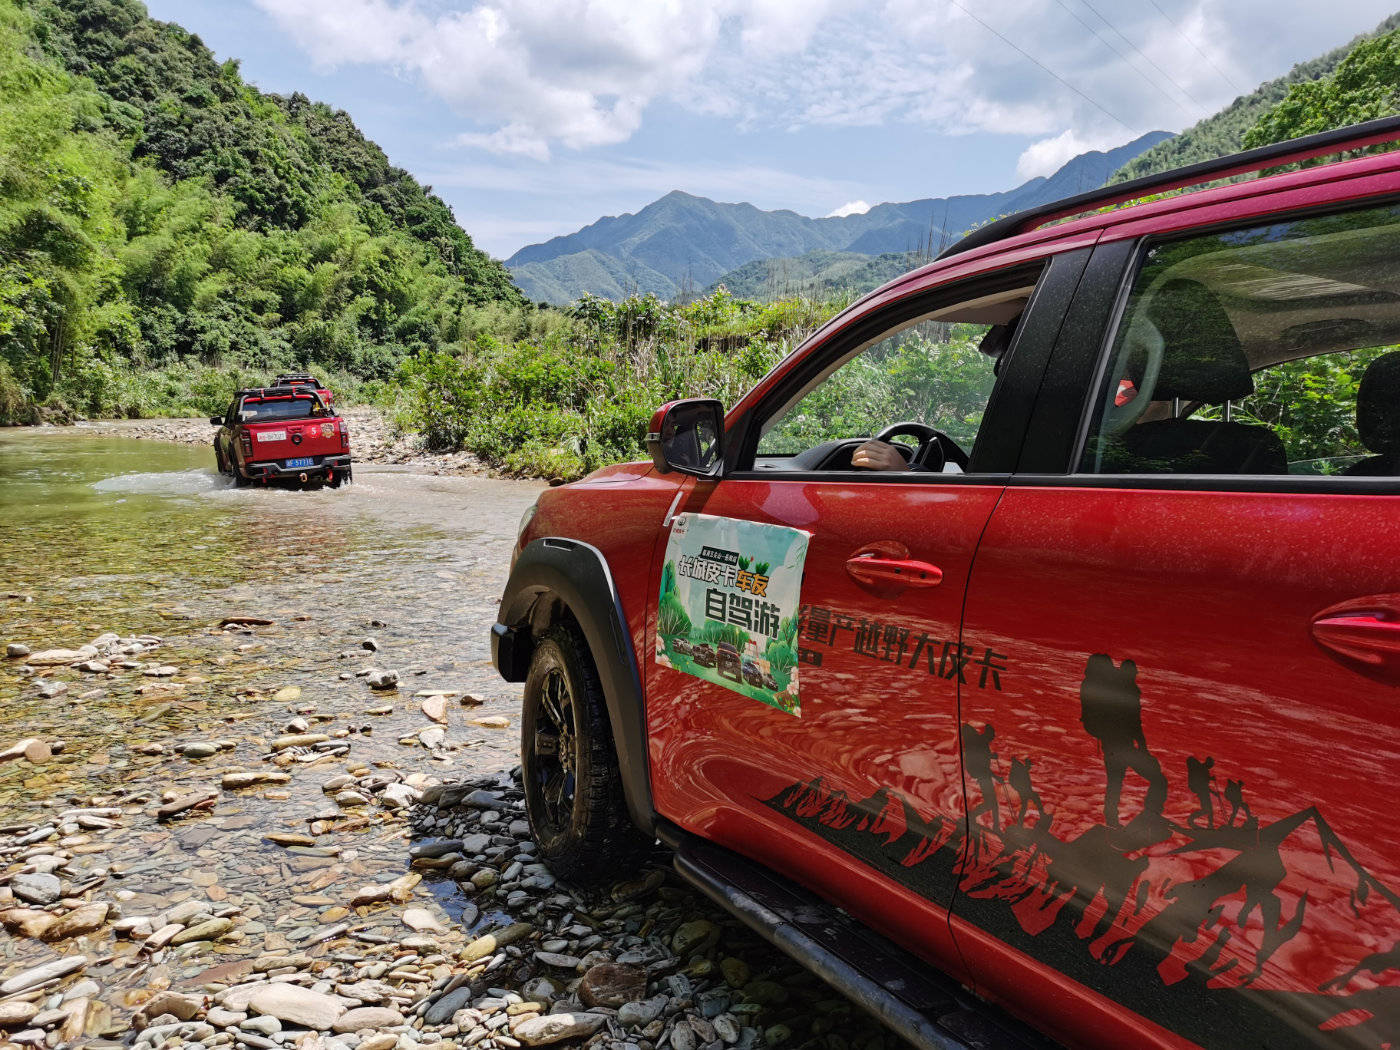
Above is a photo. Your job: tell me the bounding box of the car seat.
[1344,350,1400,475]
[1111,278,1287,474]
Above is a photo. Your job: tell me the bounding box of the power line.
[1049,0,1195,119]
[945,0,1134,132]
[1146,0,1244,93]
[1077,0,1212,113]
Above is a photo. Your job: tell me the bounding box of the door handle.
[1311,612,1400,666]
[845,554,943,589]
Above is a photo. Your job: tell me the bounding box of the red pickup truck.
[211,386,352,488]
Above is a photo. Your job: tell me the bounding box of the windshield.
[238,396,324,422]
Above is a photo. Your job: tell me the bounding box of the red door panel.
[951,486,1400,1050]
[646,476,1003,977]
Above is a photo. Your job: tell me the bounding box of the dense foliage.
[395,290,846,479]
[0,0,521,424]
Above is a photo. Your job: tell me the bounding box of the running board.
[666,831,1059,1050]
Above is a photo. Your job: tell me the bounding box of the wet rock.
[11,872,61,905]
[0,738,52,764]
[40,901,109,941]
[0,908,58,939]
[421,695,448,724]
[134,991,203,1028]
[0,955,87,994]
[424,986,473,1025]
[170,917,233,944]
[156,791,218,821]
[470,715,511,729]
[0,1000,39,1027]
[6,643,31,658]
[535,951,582,970]
[461,922,532,962]
[367,669,399,690]
[246,985,348,1031]
[36,680,67,699]
[332,1006,404,1032]
[511,1011,607,1046]
[25,647,95,666]
[361,638,379,652]
[419,726,446,750]
[181,742,219,759]
[402,908,446,934]
[271,733,329,750]
[579,963,647,1008]
[223,771,291,790]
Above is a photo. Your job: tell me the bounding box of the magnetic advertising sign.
[655,513,809,715]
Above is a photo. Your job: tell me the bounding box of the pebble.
[511,1011,607,1046]
[11,872,61,905]
[332,1006,404,1032]
[6,643,31,658]
[367,669,399,690]
[246,985,348,1030]
[0,955,87,994]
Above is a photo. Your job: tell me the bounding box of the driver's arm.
[851,439,927,471]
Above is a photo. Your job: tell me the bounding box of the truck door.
[956,208,1400,1049]
[646,252,1088,974]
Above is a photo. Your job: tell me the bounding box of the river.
[0,429,900,1050]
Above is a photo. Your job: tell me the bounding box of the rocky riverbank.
[0,627,894,1050]
[79,411,490,477]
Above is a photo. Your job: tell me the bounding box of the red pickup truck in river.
[211,386,352,488]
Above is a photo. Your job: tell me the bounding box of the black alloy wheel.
[520,623,651,882]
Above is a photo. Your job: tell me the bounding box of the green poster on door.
[655,512,810,716]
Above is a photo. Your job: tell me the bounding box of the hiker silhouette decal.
[765,653,1400,1050]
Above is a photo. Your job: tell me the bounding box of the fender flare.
[492,536,655,835]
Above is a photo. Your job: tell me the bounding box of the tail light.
[339,420,350,451]
[238,431,252,460]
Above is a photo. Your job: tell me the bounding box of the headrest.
[1358,351,1400,455]
[1144,279,1253,403]
[977,323,1014,359]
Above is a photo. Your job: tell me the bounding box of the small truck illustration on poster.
[655,513,810,715]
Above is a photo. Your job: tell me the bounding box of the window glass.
[238,396,323,422]
[1081,202,1400,476]
[755,297,1025,471]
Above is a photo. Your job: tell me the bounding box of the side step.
[666,831,1059,1050]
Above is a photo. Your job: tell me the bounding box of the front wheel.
[520,623,650,883]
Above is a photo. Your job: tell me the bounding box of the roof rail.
[938,114,1400,261]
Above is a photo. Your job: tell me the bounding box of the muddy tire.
[233,470,252,488]
[521,622,651,883]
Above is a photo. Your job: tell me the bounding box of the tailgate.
[244,420,343,462]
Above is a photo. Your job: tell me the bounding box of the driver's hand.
[851,440,907,471]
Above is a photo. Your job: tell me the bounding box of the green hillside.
[1111,12,1400,183]
[709,250,926,301]
[0,0,521,423]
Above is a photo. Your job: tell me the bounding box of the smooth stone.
[402,908,445,934]
[461,923,532,963]
[421,695,448,724]
[40,901,109,941]
[331,1006,404,1033]
[271,734,329,751]
[0,956,86,995]
[511,1012,606,1046]
[672,919,719,956]
[616,997,666,1027]
[171,917,234,944]
[246,985,348,1030]
[367,669,399,690]
[0,1001,39,1026]
[469,715,510,729]
[534,952,581,970]
[182,743,219,759]
[6,643,31,658]
[223,772,291,789]
[12,873,61,906]
[423,986,473,1025]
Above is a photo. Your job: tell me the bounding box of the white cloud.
[827,200,871,217]
[255,0,1400,159]
[1016,129,1123,179]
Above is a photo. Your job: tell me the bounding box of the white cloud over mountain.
[255,0,1398,160]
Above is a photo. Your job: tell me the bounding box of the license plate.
[256,430,286,442]
[285,457,314,469]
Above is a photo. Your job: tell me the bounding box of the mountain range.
[508,131,1171,304]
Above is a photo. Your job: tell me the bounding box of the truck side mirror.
[646,399,725,478]
[209,416,223,426]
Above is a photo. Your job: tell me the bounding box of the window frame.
[724,250,1090,483]
[1014,196,1400,494]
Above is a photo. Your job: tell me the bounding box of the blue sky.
[145,0,1400,260]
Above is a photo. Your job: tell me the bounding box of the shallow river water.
[0,429,543,1030]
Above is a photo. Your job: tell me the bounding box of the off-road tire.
[521,622,651,883]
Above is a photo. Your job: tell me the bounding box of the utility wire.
[1050,0,1195,119]
[1077,0,1211,112]
[945,0,1133,132]
[1146,0,1244,93]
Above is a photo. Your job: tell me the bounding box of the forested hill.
[508,132,1170,304]
[0,0,522,424]
[1111,11,1400,183]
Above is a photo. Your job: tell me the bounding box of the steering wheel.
[869,421,969,472]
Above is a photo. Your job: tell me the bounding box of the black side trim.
[663,824,1061,1050]
[492,537,654,834]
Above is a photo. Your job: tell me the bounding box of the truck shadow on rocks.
[765,653,1400,1050]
